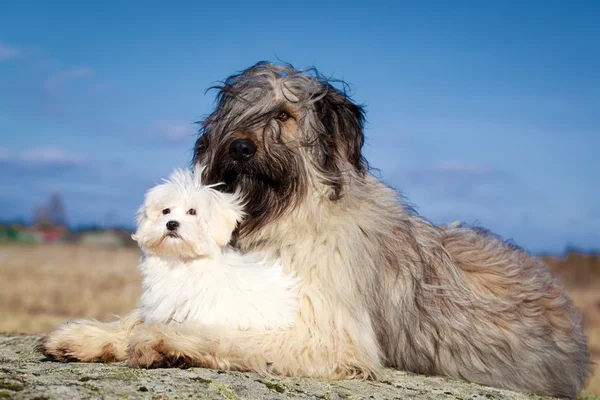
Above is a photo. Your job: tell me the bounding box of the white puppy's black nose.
[166,220,179,231]
[229,139,256,161]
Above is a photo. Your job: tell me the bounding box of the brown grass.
[0,243,598,394]
[544,253,600,395]
[0,243,142,332]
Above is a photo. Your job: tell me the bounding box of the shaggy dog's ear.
[314,85,368,199]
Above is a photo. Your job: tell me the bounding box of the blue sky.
[0,1,598,253]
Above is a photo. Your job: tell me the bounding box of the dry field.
[0,243,142,334]
[0,243,598,394]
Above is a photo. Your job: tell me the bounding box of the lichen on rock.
[0,334,595,400]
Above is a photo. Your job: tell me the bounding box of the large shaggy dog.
[40,62,590,398]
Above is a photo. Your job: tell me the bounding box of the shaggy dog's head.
[133,165,244,259]
[194,62,367,236]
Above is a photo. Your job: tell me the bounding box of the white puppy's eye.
[162,208,171,215]
[187,208,196,215]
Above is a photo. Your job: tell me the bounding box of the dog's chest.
[138,254,298,330]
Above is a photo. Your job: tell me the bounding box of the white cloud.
[407,161,493,186]
[151,121,195,143]
[0,41,21,60]
[400,160,523,209]
[0,147,11,160]
[434,161,491,175]
[43,66,95,95]
[0,147,88,165]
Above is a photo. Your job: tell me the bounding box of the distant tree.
[34,205,52,228]
[48,193,67,226]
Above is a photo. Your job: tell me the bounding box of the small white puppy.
[132,166,299,330]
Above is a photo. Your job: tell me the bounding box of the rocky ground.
[3,334,596,400]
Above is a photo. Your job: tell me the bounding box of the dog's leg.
[38,310,143,362]
[127,321,381,379]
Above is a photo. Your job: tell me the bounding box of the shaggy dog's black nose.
[229,139,256,161]
[166,220,179,231]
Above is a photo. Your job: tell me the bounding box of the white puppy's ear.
[207,191,244,247]
[209,205,240,247]
[192,163,206,188]
[132,205,147,242]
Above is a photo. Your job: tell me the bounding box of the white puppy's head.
[133,165,244,259]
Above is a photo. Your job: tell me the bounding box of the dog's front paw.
[37,333,79,362]
[127,338,189,369]
[127,326,225,370]
[126,329,192,369]
[37,321,122,363]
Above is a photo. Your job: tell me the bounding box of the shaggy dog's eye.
[276,111,290,122]
[187,209,196,215]
[162,208,171,215]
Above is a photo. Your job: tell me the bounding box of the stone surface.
[0,333,589,400]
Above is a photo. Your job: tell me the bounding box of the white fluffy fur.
[133,165,299,330]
